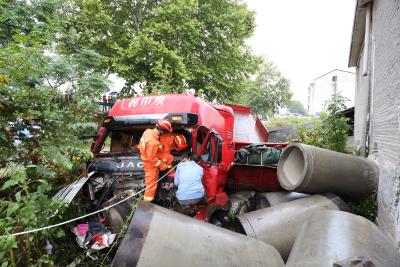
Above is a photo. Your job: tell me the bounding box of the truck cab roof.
[108,93,268,144]
[108,93,232,140]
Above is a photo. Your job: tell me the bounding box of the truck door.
[192,126,224,203]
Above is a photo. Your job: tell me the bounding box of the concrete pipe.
[237,193,349,261]
[286,210,400,267]
[277,143,378,201]
[112,201,285,267]
[255,191,310,209]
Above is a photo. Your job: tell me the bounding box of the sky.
[245,0,356,105]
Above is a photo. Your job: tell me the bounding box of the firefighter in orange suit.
[139,118,173,202]
[159,133,189,167]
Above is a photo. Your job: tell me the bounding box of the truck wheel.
[208,210,229,228]
[229,191,256,215]
[105,200,134,233]
[255,193,270,210]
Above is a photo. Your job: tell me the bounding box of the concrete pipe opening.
[278,145,306,190]
[277,143,378,200]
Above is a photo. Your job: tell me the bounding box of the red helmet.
[173,134,188,151]
[156,118,173,133]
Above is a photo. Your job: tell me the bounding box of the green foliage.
[0,164,63,266]
[296,95,350,153]
[59,0,260,102]
[288,100,306,115]
[0,0,58,46]
[236,60,292,116]
[0,0,107,265]
[350,193,377,222]
[0,0,284,265]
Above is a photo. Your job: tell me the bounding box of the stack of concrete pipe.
[234,143,400,265]
[277,143,379,200]
[236,193,349,260]
[112,201,285,267]
[286,210,400,267]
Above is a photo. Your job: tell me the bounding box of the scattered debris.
[72,217,116,251]
[45,240,53,255]
[234,144,282,165]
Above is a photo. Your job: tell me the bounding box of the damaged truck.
[55,92,285,233]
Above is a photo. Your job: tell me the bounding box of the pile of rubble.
[112,143,400,267]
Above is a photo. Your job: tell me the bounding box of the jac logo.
[116,161,144,169]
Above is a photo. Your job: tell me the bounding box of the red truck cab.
[89,93,284,225]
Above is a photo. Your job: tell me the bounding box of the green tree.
[297,94,350,153]
[0,1,107,265]
[237,60,292,116]
[60,0,259,102]
[288,100,306,115]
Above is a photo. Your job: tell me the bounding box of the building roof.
[313,69,356,81]
[348,0,374,67]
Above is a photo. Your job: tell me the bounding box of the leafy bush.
[0,164,64,266]
[350,193,378,222]
[0,1,107,265]
[296,95,350,153]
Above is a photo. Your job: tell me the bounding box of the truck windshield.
[96,126,192,156]
[97,127,145,154]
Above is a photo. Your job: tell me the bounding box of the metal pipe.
[362,3,371,76]
[237,194,349,261]
[112,201,285,267]
[255,191,310,209]
[277,143,378,201]
[286,210,400,267]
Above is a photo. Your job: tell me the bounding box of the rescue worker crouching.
[139,118,173,202]
[174,154,205,215]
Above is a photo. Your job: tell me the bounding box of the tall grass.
[264,116,318,129]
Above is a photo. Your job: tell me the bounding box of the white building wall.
[352,0,400,249]
[368,0,400,249]
[308,70,355,115]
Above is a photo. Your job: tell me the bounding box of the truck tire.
[105,200,134,233]
[229,191,256,215]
